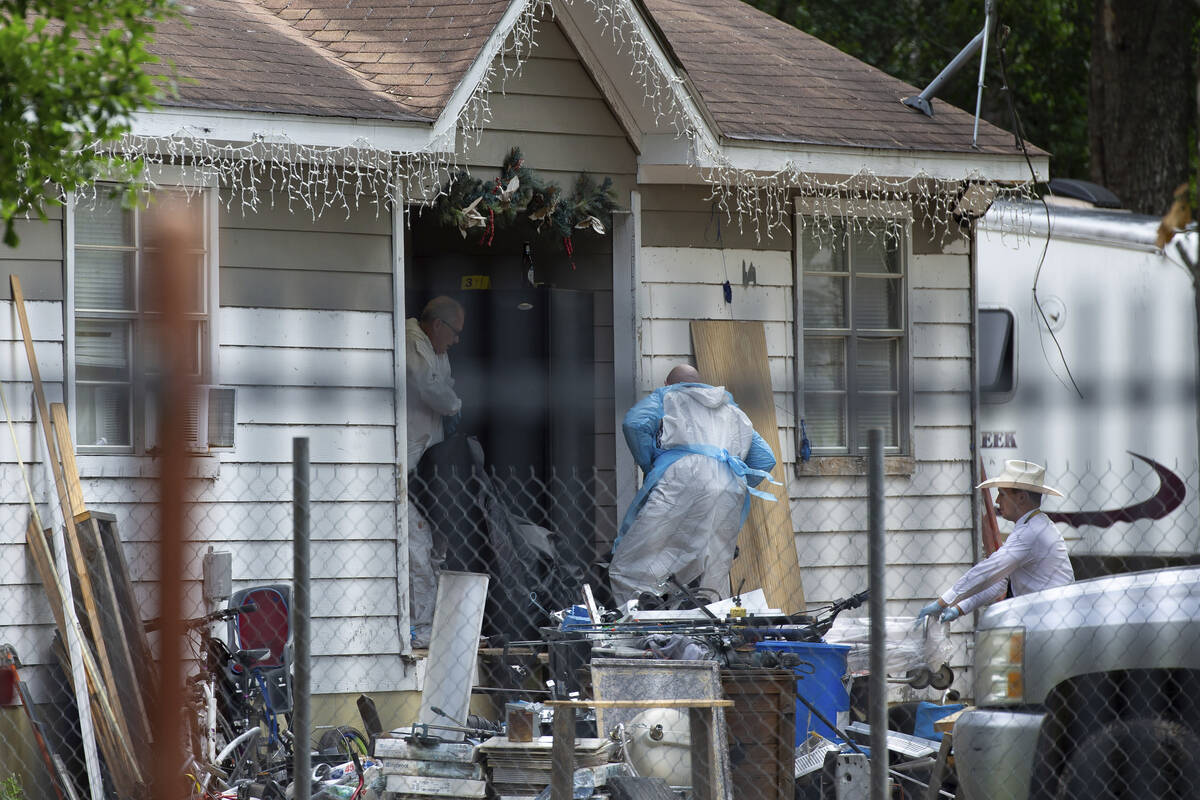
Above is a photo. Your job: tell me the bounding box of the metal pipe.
[293,437,312,799]
[902,30,984,116]
[972,0,997,146]
[151,213,197,800]
[867,429,887,800]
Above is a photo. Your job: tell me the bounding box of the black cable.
[995,20,1084,399]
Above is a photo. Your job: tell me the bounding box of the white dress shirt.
[405,318,461,472]
[941,508,1075,614]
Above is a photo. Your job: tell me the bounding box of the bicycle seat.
[232,648,271,667]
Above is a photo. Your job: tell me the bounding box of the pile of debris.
[3,276,156,799]
[479,735,614,798]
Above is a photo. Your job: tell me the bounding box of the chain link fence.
[2,447,1199,800]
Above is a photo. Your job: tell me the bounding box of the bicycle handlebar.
[145,601,257,633]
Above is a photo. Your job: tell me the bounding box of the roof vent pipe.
[902,0,996,147]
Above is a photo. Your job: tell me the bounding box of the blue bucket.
[755,641,851,744]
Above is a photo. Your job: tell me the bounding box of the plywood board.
[691,320,805,612]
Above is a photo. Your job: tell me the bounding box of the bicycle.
[149,603,278,798]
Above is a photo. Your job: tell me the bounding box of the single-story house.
[1,0,1048,731]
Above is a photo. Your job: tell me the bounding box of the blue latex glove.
[442,411,462,439]
[914,600,943,627]
[939,605,962,623]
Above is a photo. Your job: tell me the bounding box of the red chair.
[227,584,293,714]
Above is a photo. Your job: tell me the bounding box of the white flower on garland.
[457,196,487,238]
[576,215,605,235]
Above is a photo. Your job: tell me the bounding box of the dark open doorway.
[405,208,615,625]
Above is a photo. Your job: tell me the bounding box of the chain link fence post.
[292,437,311,800]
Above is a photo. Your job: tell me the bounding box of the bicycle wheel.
[316,725,370,759]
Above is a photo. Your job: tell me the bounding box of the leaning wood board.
[691,320,805,612]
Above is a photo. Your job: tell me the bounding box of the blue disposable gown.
[609,382,776,604]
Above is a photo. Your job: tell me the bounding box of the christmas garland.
[433,148,618,253]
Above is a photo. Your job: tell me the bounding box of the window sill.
[77,454,221,479]
[794,456,915,477]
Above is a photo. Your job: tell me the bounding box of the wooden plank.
[92,513,158,717]
[25,519,142,797]
[691,320,806,612]
[550,704,575,800]
[688,708,717,800]
[546,699,734,708]
[50,405,87,517]
[10,276,143,790]
[933,707,970,734]
[923,733,954,800]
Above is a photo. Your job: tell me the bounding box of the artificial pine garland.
[433,148,618,251]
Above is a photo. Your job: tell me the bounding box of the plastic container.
[560,605,591,631]
[755,641,852,744]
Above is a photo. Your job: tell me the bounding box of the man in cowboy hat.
[916,460,1075,623]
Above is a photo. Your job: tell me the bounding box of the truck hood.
[977,566,1200,703]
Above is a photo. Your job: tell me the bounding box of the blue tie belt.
[615,443,780,549]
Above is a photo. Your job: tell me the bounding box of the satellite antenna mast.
[902,0,997,148]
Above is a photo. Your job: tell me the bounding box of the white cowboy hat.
[975,459,1063,497]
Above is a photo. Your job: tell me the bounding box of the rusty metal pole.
[149,211,197,800]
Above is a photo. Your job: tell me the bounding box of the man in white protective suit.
[609,364,778,605]
[405,296,464,647]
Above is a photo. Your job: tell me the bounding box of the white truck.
[975,199,1200,574]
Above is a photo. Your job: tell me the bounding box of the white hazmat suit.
[405,318,461,647]
[609,382,777,604]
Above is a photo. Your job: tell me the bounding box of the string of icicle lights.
[74,0,1034,235]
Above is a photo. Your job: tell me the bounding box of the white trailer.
[975,200,1200,569]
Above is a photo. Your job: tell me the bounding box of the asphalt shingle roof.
[149,0,427,122]
[150,0,1035,157]
[642,0,1037,155]
[253,0,510,121]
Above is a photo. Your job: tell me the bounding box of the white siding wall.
[634,187,979,695]
[0,196,418,699]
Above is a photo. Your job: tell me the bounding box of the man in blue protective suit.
[609,363,778,605]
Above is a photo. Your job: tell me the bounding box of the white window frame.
[66,170,221,456]
[793,197,913,459]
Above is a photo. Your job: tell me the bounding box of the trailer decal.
[1045,453,1186,529]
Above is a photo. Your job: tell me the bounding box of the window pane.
[857,338,898,391]
[979,309,1015,393]
[75,194,132,246]
[853,223,904,274]
[856,394,898,448]
[143,321,203,377]
[76,249,135,310]
[140,253,206,314]
[802,223,847,272]
[853,276,901,329]
[76,384,131,447]
[76,321,130,381]
[804,338,845,390]
[804,276,847,328]
[803,394,846,448]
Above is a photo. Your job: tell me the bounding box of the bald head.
[665,364,701,385]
